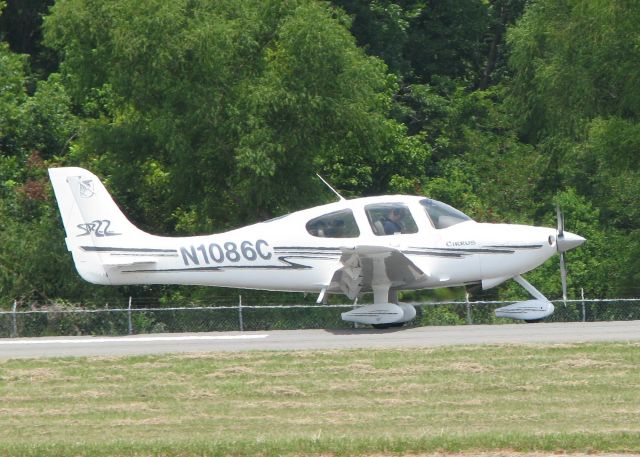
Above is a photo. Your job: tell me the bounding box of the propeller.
[556,206,568,302]
[555,205,586,302]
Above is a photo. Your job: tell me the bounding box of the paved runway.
[1,320,639,359]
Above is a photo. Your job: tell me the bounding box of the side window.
[306,209,360,238]
[365,204,418,236]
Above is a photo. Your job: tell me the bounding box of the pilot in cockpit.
[382,207,404,234]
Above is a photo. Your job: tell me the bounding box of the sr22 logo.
[77,220,121,237]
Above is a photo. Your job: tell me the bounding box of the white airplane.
[49,167,585,328]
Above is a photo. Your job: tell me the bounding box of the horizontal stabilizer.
[103,260,157,269]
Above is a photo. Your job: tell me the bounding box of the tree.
[507,0,640,140]
[0,40,103,304]
[333,0,526,87]
[0,0,57,77]
[44,0,429,234]
[507,0,640,296]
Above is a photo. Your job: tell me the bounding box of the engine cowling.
[494,299,554,321]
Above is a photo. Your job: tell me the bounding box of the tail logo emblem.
[77,219,121,237]
[79,179,94,198]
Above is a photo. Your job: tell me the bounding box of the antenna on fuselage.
[316,173,346,201]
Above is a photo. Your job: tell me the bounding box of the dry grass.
[0,342,639,456]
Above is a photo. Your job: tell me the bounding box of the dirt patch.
[4,368,60,382]
[99,402,160,412]
[344,363,379,373]
[110,417,176,426]
[176,388,219,400]
[259,385,307,397]
[0,408,35,416]
[553,356,616,369]
[447,362,494,373]
[205,365,257,377]
[130,361,173,369]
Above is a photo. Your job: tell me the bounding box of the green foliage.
[403,84,546,224]
[508,0,640,139]
[1,0,640,307]
[0,36,117,305]
[507,0,640,297]
[0,0,56,77]
[334,0,527,88]
[0,43,28,150]
[43,0,427,232]
[420,305,466,326]
[331,0,419,77]
[573,117,640,229]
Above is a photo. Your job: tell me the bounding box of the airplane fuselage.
[50,167,585,325]
[72,196,558,294]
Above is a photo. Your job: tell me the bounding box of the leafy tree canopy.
[2,0,640,307]
[44,0,429,234]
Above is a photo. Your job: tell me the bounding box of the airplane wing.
[327,246,428,300]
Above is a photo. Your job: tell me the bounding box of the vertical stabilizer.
[48,167,149,285]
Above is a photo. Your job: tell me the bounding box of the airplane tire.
[372,322,405,329]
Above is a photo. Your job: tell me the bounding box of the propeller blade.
[560,251,568,302]
[556,205,565,239]
[555,204,584,301]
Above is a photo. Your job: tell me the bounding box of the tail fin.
[49,167,152,285]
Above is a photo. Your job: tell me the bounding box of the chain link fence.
[1,296,640,338]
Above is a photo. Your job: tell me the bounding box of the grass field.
[0,342,639,456]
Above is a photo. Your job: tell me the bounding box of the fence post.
[465,292,472,325]
[128,296,133,335]
[238,295,244,332]
[11,300,18,338]
[581,288,586,322]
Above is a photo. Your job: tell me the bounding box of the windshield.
[420,198,472,229]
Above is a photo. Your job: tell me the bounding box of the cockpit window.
[365,203,418,236]
[306,209,360,238]
[420,198,472,229]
